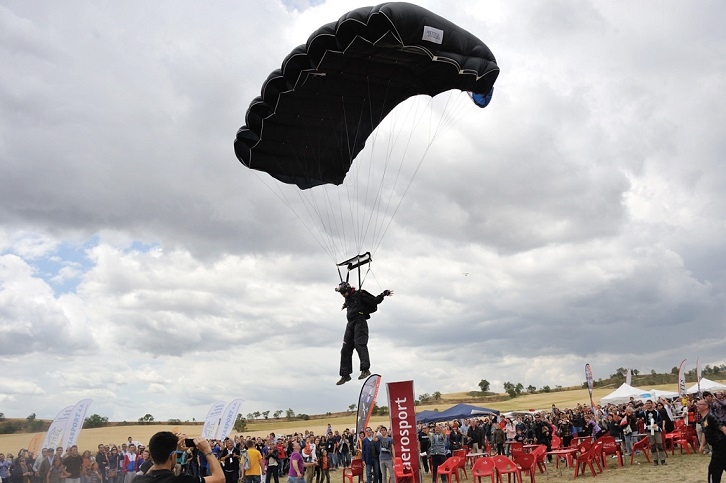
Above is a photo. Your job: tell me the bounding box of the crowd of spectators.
[1,391,723,483]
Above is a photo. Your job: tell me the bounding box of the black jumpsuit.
[339,289,385,377]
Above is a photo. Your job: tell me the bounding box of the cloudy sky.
[1,0,724,423]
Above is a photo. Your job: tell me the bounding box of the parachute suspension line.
[341,95,363,257]
[368,89,415,257]
[368,95,435,256]
[248,168,337,263]
[359,76,396,259]
[370,92,475,256]
[285,142,341,262]
[358,77,379,255]
[258,98,339,262]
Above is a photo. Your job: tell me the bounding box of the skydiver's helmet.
[335,282,353,295]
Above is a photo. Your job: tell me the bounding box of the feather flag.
[356,374,381,438]
[585,363,595,412]
[216,399,244,441]
[61,399,92,448]
[201,401,226,440]
[678,359,687,397]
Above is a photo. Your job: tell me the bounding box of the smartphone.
[184,439,196,448]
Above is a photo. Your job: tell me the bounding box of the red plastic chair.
[453,449,469,479]
[671,426,697,455]
[529,446,547,474]
[471,457,496,483]
[342,459,364,483]
[438,456,462,483]
[550,434,562,450]
[599,436,623,467]
[573,442,601,479]
[591,441,604,473]
[491,455,522,483]
[394,462,414,483]
[629,437,651,465]
[511,453,536,483]
[509,442,524,459]
[684,426,699,453]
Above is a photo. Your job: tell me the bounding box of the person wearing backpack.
[133,433,222,483]
[334,282,393,385]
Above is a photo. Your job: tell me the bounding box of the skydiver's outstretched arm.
[375,289,393,304]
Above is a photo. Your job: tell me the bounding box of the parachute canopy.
[234,2,499,190]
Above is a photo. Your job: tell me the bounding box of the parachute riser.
[337,252,372,290]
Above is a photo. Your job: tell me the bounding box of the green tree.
[503,382,523,398]
[348,404,356,412]
[234,414,247,432]
[478,379,490,393]
[433,392,442,401]
[138,414,154,422]
[84,414,109,429]
[527,385,536,394]
[262,411,270,420]
[253,411,261,419]
[286,408,295,419]
[273,410,283,419]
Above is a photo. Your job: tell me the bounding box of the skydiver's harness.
[338,252,382,320]
[337,252,372,291]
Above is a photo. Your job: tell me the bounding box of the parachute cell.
[234,2,499,190]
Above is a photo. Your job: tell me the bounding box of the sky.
[1,0,725,423]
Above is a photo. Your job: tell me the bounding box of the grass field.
[2,381,721,482]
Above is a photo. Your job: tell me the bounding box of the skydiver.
[335,282,393,385]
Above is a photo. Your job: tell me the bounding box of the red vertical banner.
[387,380,419,482]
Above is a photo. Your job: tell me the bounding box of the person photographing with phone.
[134,432,223,483]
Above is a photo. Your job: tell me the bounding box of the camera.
[184,439,196,448]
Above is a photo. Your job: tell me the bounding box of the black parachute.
[234,2,499,190]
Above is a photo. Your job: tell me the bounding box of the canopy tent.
[416,403,500,423]
[686,378,726,394]
[416,409,438,422]
[600,383,651,405]
[647,388,679,400]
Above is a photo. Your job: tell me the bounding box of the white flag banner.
[201,401,227,440]
[61,399,92,448]
[625,368,632,386]
[215,399,244,441]
[42,405,74,450]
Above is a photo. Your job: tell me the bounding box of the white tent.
[600,383,651,405]
[647,388,679,400]
[686,378,726,394]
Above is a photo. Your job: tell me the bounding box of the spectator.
[218,439,239,483]
[46,456,67,483]
[244,440,263,483]
[63,447,83,483]
[0,453,11,483]
[107,448,122,483]
[697,398,726,483]
[133,433,222,483]
[375,428,394,483]
[11,456,33,483]
[287,442,305,483]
